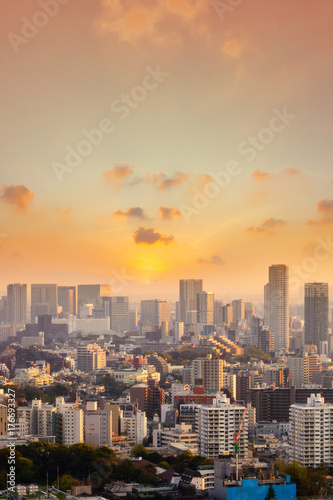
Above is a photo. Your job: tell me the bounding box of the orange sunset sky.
[1,0,333,302]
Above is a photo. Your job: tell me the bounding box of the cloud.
[307,199,333,226]
[103,163,136,189]
[159,206,182,220]
[56,207,73,217]
[284,168,301,176]
[251,168,301,183]
[133,227,174,245]
[251,169,272,182]
[195,174,214,189]
[152,172,188,191]
[113,207,146,219]
[0,184,34,211]
[246,217,287,234]
[223,40,242,59]
[197,255,225,265]
[95,0,209,44]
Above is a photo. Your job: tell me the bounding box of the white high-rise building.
[84,401,113,449]
[268,265,289,351]
[196,394,248,458]
[120,410,147,445]
[174,322,184,342]
[290,394,333,467]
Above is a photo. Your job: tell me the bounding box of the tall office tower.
[77,285,111,314]
[58,286,76,317]
[287,353,309,388]
[304,282,329,350]
[110,296,129,332]
[264,283,270,327]
[232,299,245,321]
[179,279,203,323]
[196,394,248,458]
[140,300,170,326]
[175,301,180,322]
[223,304,233,325]
[174,322,184,342]
[268,265,289,351]
[77,344,106,372]
[191,357,223,391]
[129,309,138,330]
[244,302,254,324]
[197,291,214,324]
[7,284,27,324]
[290,394,333,467]
[214,300,224,326]
[31,284,58,322]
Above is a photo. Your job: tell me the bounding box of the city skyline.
[1,1,333,299]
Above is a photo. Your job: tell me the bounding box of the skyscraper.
[264,283,270,327]
[77,284,111,314]
[110,296,129,332]
[31,284,58,322]
[304,282,329,349]
[268,265,289,351]
[197,291,214,325]
[58,286,77,317]
[232,299,245,321]
[179,279,203,323]
[7,283,27,324]
[140,300,170,326]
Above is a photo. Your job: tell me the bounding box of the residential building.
[290,393,333,466]
[196,394,248,458]
[77,344,106,372]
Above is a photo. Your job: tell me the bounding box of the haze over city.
[1,1,333,301]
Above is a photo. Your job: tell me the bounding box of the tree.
[131,445,148,458]
[265,485,277,500]
[59,474,76,492]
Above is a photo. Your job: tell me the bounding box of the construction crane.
[232,406,247,481]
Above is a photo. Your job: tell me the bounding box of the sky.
[1,0,333,302]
